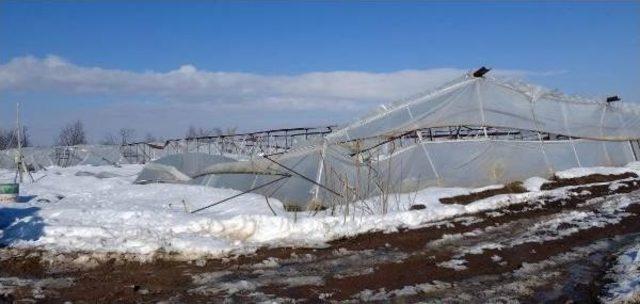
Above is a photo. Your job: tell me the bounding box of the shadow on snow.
[0,205,44,247]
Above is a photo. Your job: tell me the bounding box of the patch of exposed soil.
[440,181,527,205]
[542,172,638,190]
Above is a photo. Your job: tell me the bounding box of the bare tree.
[186,125,224,139]
[225,127,237,136]
[0,129,10,150]
[0,126,30,150]
[186,125,198,139]
[99,132,117,145]
[56,120,87,146]
[210,127,223,137]
[119,128,136,145]
[143,132,157,143]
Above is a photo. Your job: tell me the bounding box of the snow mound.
[523,176,549,192]
[1,165,286,257]
[1,162,639,259]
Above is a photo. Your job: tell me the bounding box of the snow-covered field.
[1,163,640,259]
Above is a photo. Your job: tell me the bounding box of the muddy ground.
[2,174,640,303]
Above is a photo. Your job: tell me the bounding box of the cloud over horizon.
[0,55,560,144]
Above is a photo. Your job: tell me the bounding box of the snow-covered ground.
[1,162,640,259]
[601,243,640,304]
[554,166,637,179]
[1,165,287,258]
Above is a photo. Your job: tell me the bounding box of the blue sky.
[1,1,639,145]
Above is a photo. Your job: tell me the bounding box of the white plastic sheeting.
[4,71,638,209]
[0,143,249,170]
[184,139,635,208]
[379,139,637,191]
[0,145,129,169]
[194,144,370,209]
[132,72,640,209]
[326,75,640,143]
[135,153,236,184]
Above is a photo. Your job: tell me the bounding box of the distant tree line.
[186,125,236,138]
[99,128,158,145]
[55,121,142,146]
[0,126,30,150]
[1,121,235,150]
[56,120,87,146]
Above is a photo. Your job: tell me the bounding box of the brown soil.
[439,173,638,205]
[440,181,527,205]
[541,172,638,190]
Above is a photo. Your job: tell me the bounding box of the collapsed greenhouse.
[135,68,640,210]
[3,68,640,211]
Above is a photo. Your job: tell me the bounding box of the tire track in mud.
[2,177,640,303]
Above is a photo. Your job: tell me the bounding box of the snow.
[1,165,287,257]
[0,165,534,258]
[423,193,638,258]
[625,161,640,172]
[610,182,626,191]
[601,243,640,304]
[437,258,468,271]
[1,163,640,259]
[252,257,280,268]
[189,270,323,296]
[554,166,636,179]
[512,201,631,246]
[0,276,74,299]
[355,281,454,301]
[523,176,549,192]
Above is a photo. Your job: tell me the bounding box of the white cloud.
[0,55,542,111]
[0,55,562,144]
